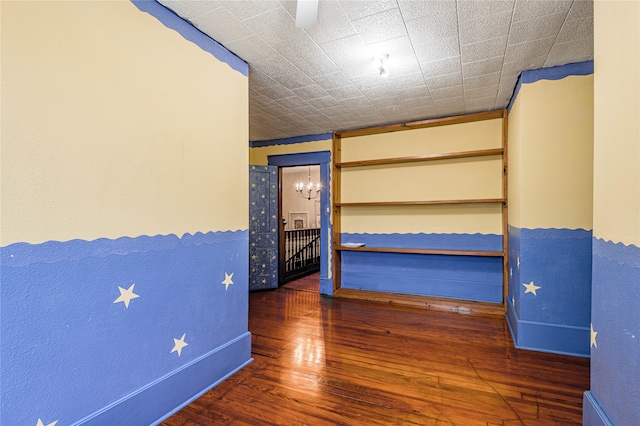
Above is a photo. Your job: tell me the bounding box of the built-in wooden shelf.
[335,148,504,168]
[335,198,505,207]
[331,109,509,314]
[337,246,504,257]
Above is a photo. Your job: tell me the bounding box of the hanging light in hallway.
[295,166,321,200]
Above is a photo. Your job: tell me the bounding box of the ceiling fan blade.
[295,0,318,28]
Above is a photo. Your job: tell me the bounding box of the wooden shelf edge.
[336,148,504,168]
[334,288,506,317]
[336,198,505,207]
[336,110,505,138]
[337,246,504,257]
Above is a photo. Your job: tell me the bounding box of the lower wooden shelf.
[336,246,504,257]
[334,288,505,317]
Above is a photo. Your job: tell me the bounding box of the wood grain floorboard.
[161,282,589,425]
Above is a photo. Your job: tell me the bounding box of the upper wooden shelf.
[335,148,504,168]
[335,110,504,139]
[335,198,505,207]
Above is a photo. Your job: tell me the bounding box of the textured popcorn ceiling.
[158,0,593,141]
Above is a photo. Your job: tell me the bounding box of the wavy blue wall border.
[507,60,594,112]
[130,0,248,76]
[1,230,247,267]
[250,133,332,147]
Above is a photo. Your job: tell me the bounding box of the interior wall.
[339,118,504,303]
[1,2,250,424]
[584,1,640,425]
[506,65,594,357]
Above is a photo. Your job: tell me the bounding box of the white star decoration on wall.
[222,272,234,290]
[171,333,188,357]
[591,323,598,348]
[113,284,139,308]
[522,281,541,296]
[517,257,520,268]
[36,419,57,426]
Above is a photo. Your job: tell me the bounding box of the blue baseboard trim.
[71,332,252,426]
[506,304,589,357]
[320,277,333,297]
[583,391,614,426]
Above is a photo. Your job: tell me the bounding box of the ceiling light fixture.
[295,166,321,200]
[372,54,389,78]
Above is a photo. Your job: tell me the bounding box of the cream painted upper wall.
[340,158,503,203]
[508,75,594,230]
[594,0,640,247]
[507,91,524,229]
[249,139,332,165]
[340,118,503,235]
[341,204,503,235]
[341,119,502,162]
[1,1,248,245]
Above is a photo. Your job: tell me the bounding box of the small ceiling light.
[372,54,389,78]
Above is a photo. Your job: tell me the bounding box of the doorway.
[280,165,321,291]
[267,151,332,296]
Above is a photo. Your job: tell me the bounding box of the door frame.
[267,151,332,296]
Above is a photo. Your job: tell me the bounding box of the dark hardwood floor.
[161,279,589,425]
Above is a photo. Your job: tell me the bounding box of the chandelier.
[295,166,321,200]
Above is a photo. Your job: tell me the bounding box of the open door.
[249,165,278,290]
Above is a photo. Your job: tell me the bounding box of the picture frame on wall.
[288,212,308,230]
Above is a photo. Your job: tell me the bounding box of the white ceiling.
[158,0,593,142]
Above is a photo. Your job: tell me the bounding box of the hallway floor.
[281,272,320,293]
[162,285,590,425]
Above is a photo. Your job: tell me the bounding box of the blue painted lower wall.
[340,233,503,303]
[585,239,640,426]
[507,227,592,357]
[1,231,251,425]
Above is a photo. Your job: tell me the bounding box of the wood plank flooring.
[161,280,589,425]
[281,272,320,292]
